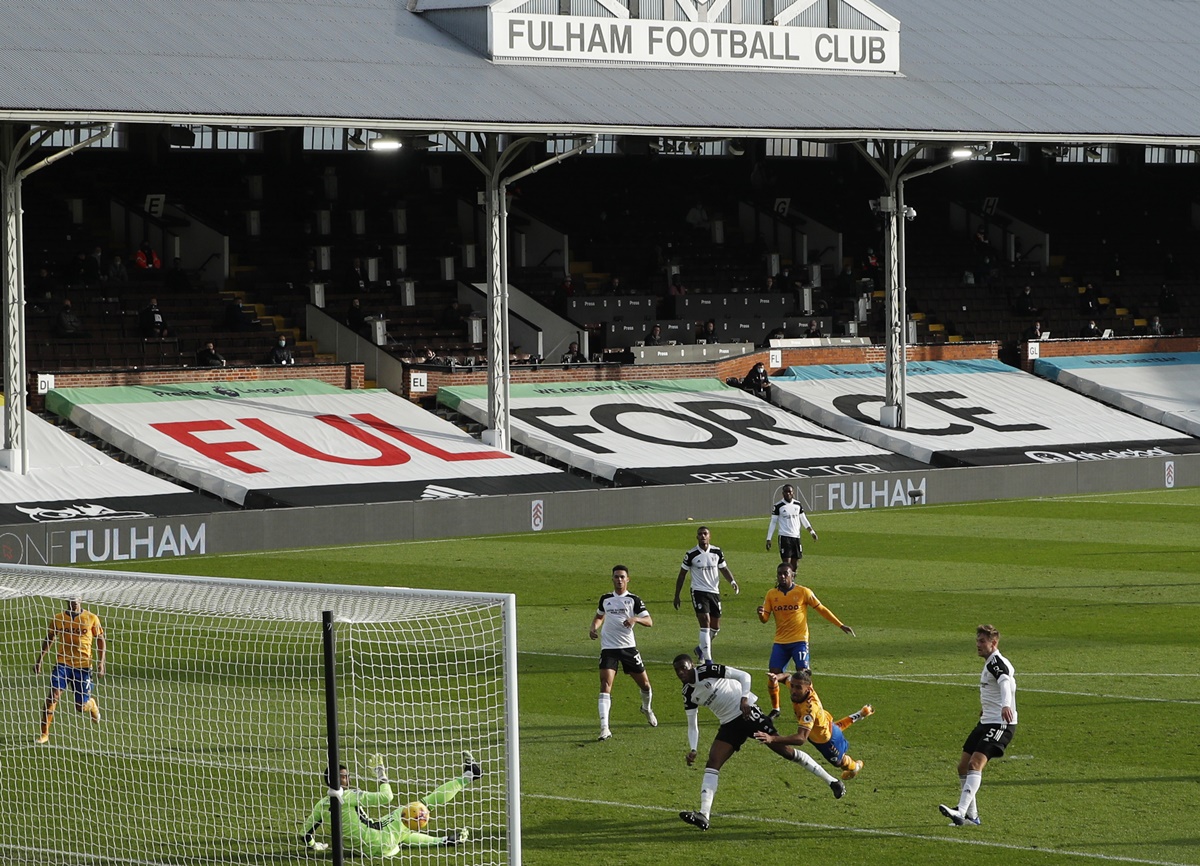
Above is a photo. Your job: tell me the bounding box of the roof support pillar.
[1,122,111,474]
[854,140,971,430]
[450,132,595,452]
[1,125,27,474]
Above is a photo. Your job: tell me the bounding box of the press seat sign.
[491,13,899,72]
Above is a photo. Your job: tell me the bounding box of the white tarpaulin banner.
[437,379,921,485]
[772,360,1200,466]
[47,380,590,506]
[0,398,213,524]
[1034,352,1200,438]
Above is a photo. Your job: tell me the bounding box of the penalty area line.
[522,652,1200,705]
[526,793,1196,866]
[816,672,1200,706]
[861,672,1200,678]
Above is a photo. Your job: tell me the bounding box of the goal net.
[0,564,519,865]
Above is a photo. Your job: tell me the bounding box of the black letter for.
[681,400,844,444]
[589,405,736,449]
[512,406,614,453]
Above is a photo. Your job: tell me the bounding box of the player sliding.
[301,752,480,855]
[673,654,844,832]
[754,668,874,781]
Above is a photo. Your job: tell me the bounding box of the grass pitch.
[10,488,1200,866]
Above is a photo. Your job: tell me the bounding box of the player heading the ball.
[673,654,844,832]
[753,668,874,781]
[301,752,481,855]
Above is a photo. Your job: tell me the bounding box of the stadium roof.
[4,0,1200,143]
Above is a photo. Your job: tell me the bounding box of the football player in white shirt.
[939,624,1018,826]
[673,654,844,831]
[673,526,739,664]
[590,565,656,741]
[765,485,818,571]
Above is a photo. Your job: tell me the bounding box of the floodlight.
[370,135,403,151]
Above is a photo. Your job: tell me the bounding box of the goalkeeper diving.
[301,751,481,855]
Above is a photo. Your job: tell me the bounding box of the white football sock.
[641,687,653,711]
[957,770,981,814]
[598,693,611,729]
[790,747,837,784]
[698,629,713,662]
[699,768,719,818]
[957,774,978,818]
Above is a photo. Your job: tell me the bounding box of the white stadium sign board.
[1034,352,1200,438]
[770,360,1200,466]
[437,378,922,485]
[487,0,900,72]
[46,380,590,506]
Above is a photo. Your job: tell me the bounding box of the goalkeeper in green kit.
[301,752,480,856]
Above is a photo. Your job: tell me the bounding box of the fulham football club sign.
[414,0,900,74]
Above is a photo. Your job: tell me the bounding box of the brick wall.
[1020,335,1199,372]
[25,344,1003,410]
[409,342,1000,401]
[28,363,365,412]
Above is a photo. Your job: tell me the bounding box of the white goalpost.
[0,563,521,865]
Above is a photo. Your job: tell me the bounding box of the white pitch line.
[1035,491,1200,506]
[526,793,1197,866]
[864,672,1200,678]
[816,674,1200,706]
[522,651,1200,704]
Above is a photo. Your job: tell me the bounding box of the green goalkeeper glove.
[443,828,470,846]
[366,753,388,782]
[302,834,329,852]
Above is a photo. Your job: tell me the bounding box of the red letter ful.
[151,415,511,473]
